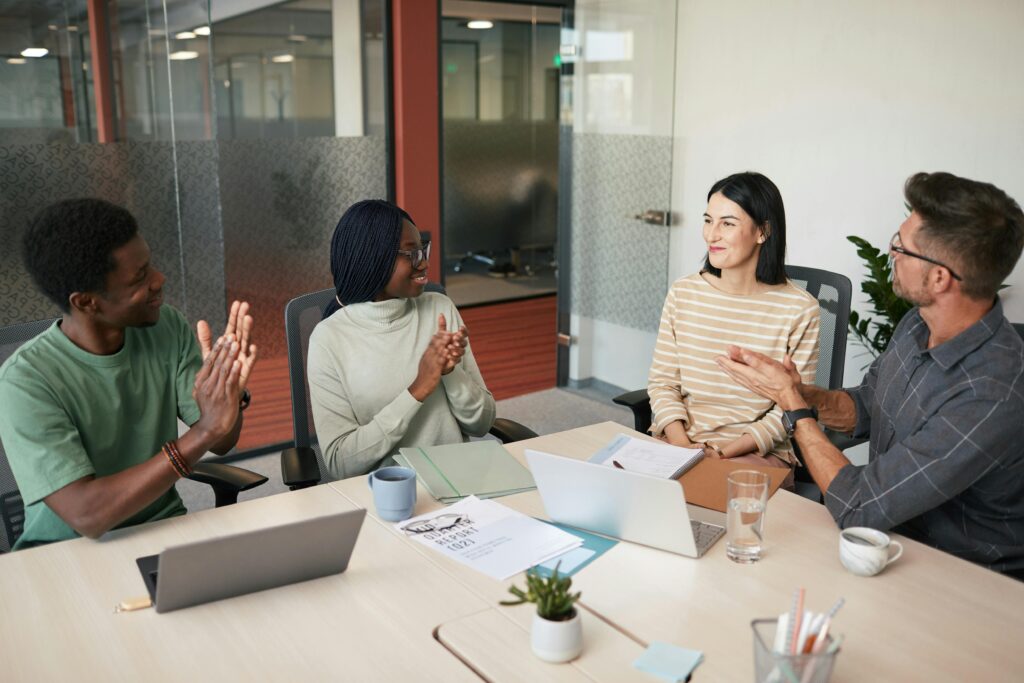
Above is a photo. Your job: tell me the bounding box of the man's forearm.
[792,419,850,492]
[43,427,217,539]
[799,384,857,433]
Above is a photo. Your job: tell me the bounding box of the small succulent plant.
[500,563,581,621]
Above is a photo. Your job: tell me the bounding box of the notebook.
[589,433,788,513]
[591,434,704,479]
[395,440,536,503]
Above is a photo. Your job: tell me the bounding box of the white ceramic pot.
[530,609,583,663]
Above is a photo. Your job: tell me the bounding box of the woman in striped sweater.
[648,172,820,486]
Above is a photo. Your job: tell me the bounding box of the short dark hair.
[322,199,415,319]
[702,172,787,285]
[22,198,139,312]
[905,172,1024,300]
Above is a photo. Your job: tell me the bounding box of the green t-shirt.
[0,305,202,549]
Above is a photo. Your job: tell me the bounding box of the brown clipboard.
[679,459,788,512]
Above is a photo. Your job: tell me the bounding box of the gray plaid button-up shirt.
[825,299,1024,576]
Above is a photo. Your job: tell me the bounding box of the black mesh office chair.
[0,318,267,553]
[280,285,539,490]
[612,266,856,501]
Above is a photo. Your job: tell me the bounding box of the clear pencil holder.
[751,619,839,683]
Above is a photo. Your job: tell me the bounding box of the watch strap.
[783,407,818,436]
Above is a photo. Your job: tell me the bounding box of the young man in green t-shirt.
[0,199,258,549]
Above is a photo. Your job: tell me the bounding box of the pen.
[787,588,805,655]
[825,597,845,620]
[612,460,625,470]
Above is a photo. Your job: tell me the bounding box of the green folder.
[395,440,536,503]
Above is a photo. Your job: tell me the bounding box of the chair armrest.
[611,388,649,409]
[489,418,538,444]
[281,446,322,490]
[612,389,653,434]
[187,462,268,507]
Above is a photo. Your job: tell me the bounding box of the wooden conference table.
[1,422,1022,682]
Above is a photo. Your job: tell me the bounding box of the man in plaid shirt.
[720,172,1024,578]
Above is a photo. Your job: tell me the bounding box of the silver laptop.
[525,449,725,558]
[136,509,366,613]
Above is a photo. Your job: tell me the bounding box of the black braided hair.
[322,199,415,319]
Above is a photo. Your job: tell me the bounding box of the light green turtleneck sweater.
[307,292,496,479]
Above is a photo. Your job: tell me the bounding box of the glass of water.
[726,470,770,563]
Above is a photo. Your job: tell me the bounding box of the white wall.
[669,0,1024,386]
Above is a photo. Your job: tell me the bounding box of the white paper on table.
[395,496,581,580]
[593,434,703,479]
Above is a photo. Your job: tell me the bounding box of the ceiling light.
[271,54,294,63]
[20,48,49,58]
[7,57,27,64]
[169,50,199,60]
[193,26,211,36]
[287,34,307,43]
[174,31,196,40]
[467,20,493,29]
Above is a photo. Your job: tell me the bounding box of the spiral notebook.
[395,440,536,503]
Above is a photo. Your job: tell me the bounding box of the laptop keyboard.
[691,520,726,556]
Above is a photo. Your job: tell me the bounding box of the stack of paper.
[590,434,704,479]
[395,496,581,580]
[395,440,536,503]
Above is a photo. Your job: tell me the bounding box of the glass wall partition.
[0,0,390,453]
[440,1,561,307]
[212,0,389,450]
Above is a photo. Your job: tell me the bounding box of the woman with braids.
[307,199,496,479]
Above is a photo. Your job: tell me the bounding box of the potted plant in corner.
[500,563,583,663]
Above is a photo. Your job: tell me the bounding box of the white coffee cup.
[839,527,903,576]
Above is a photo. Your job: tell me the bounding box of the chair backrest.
[1013,322,1024,340]
[0,317,59,552]
[284,288,337,456]
[283,283,446,482]
[785,266,853,390]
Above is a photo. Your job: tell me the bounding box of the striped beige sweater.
[648,273,821,464]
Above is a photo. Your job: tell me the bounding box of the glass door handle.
[633,210,670,226]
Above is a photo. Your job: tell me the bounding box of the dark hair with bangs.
[322,199,415,319]
[701,172,787,285]
[904,171,1024,301]
[23,198,139,312]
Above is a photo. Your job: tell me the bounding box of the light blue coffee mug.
[367,466,417,522]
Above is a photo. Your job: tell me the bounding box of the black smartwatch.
[781,407,818,437]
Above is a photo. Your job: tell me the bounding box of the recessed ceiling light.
[7,57,27,64]
[287,34,307,42]
[169,50,199,60]
[271,54,294,63]
[20,48,49,58]
[174,31,196,40]
[193,26,211,36]
[467,20,493,29]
